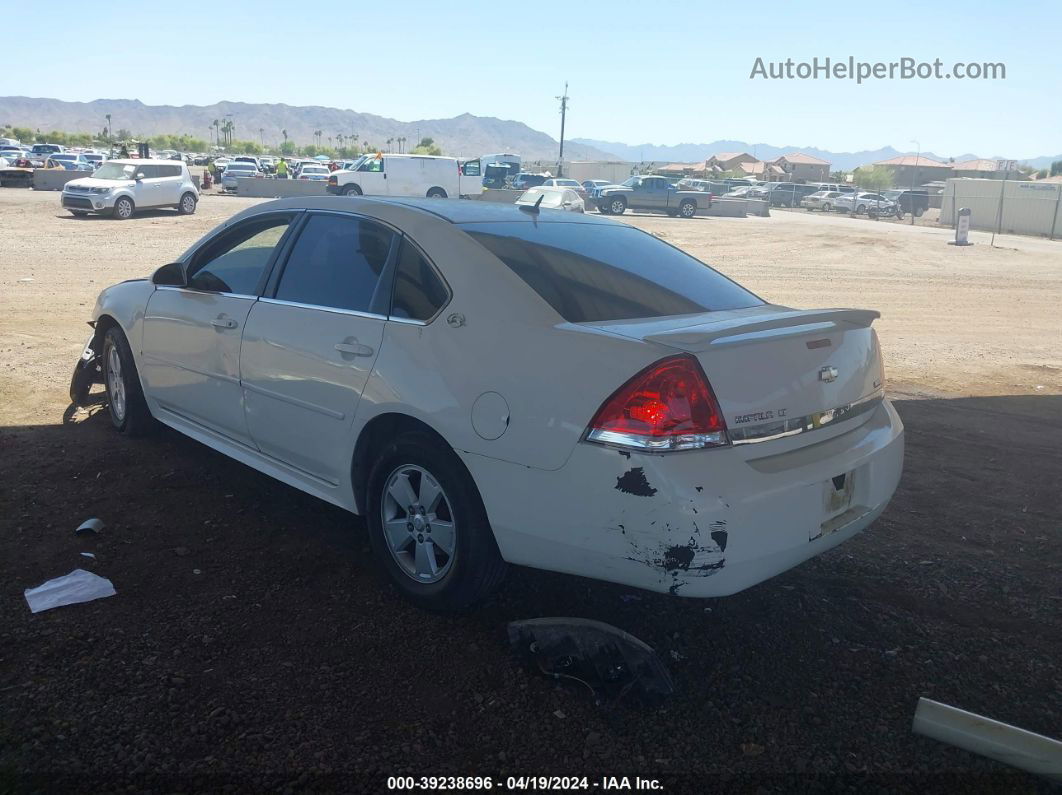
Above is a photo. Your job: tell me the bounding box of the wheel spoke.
[429,520,455,556]
[384,518,411,552]
[417,475,443,514]
[387,473,417,510]
[414,541,438,579]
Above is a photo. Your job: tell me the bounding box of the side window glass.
[275,214,394,313]
[135,165,156,179]
[358,157,384,173]
[188,216,291,295]
[463,160,481,177]
[391,238,449,322]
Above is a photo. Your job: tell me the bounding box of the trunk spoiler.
[643,308,880,352]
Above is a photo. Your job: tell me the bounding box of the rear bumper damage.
[464,398,904,597]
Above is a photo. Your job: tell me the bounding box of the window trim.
[265,209,401,317]
[386,233,453,326]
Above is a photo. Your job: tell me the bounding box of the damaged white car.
[71,197,904,609]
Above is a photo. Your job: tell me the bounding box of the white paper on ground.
[24,569,116,613]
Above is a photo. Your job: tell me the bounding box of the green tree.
[851,165,894,191]
[1050,160,1062,177]
[1037,168,1049,179]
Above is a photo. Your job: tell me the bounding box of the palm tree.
[105,113,112,142]
[282,128,288,143]
[212,119,220,147]
[259,127,265,146]
[386,137,394,153]
[313,129,322,148]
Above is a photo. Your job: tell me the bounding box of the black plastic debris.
[75,518,104,536]
[507,617,674,704]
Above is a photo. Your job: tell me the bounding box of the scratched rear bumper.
[462,399,904,597]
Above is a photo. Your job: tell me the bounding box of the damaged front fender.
[69,324,103,406]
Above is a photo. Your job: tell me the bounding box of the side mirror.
[152,261,187,287]
[134,173,145,181]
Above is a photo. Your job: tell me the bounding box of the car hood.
[65,177,134,189]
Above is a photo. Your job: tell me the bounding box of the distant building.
[771,152,831,182]
[705,152,760,172]
[871,154,953,185]
[951,159,1027,180]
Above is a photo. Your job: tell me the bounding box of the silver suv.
[61,159,199,219]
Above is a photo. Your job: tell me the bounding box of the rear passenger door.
[239,211,396,484]
[156,163,183,205]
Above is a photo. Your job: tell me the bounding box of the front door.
[641,177,669,210]
[140,213,296,445]
[240,211,395,484]
[353,155,388,195]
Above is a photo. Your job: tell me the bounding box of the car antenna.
[519,194,545,215]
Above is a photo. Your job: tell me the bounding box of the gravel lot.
[1,189,1060,792]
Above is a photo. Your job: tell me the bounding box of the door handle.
[335,342,374,356]
[211,317,238,329]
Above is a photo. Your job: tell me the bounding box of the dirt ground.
[1,188,1060,793]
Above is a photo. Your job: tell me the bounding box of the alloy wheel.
[380,465,456,583]
[106,345,126,422]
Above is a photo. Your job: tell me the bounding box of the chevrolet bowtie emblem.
[819,366,839,383]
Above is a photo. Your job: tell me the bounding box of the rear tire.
[914,207,925,217]
[426,187,447,198]
[366,432,507,611]
[178,192,197,215]
[678,199,697,218]
[822,203,831,213]
[102,326,154,436]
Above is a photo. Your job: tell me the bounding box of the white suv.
[61,159,199,219]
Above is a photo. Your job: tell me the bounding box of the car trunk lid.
[586,305,885,444]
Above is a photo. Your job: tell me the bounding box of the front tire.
[112,196,134,220]
[69,210,88,217]
[102,326,154,436]
[608,197,627,215]
[822,203,831,213]
[366,432,506,611]
[342,184,362,196]
[178,192,197,215]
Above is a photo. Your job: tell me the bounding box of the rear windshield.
[461,222,762,323]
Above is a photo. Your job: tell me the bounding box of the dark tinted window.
[134,165,158,179]
[391,238,449,321]
[189,216,291,294]
[158,164,182,178]
[276,214,394,312]
[462,222,761,323]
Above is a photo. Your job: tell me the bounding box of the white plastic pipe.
[912,697,1062,782]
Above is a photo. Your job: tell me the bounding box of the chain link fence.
[940,178,1062,239]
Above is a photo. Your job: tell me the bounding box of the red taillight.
[586,355,729,451]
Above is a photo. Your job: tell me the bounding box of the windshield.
[93,162,137,180]
[883,190,901,199]
[620,177,640,187]
[226,164,255,171]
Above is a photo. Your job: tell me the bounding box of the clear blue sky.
[6,0,1059,158]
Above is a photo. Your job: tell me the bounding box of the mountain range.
[0,96,613,161]
[572,138,1062,172]
[2,97,1058,170]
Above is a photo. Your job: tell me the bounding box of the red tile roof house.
[771,152,832,182]
[871,154,953,185]
[951,159,1029,180]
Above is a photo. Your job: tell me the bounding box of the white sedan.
[71,198,904,610]
[516,186,585,212]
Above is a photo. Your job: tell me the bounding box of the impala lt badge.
[819,366,839,383]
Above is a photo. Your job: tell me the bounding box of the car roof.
[249,196,620,226]
[105,159,185,166]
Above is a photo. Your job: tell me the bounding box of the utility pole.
[556,82,569,178]
[909,140,919,225]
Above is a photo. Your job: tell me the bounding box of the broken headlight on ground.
[507,617,675,704]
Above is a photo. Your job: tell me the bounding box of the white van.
[327,154,466,199]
